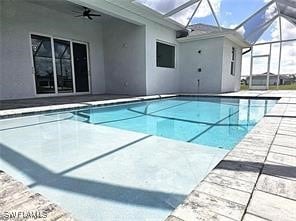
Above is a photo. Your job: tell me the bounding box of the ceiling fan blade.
[87,15,93,20]
[88,14,101,17]
[75,15,83,17]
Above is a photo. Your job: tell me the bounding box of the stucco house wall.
[178,36,242,94]
[145,22,180,95]
[103,19,146,95]
[221,38,242,93]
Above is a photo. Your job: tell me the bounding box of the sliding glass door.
[30,34,90,95]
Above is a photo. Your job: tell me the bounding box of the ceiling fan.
[73,7,101,20]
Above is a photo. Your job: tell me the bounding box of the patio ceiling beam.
[185,0,203,28]
[164,0,200,17]
[235,0,276,30]
[207,0,222,31]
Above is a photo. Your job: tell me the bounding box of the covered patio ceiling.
[133,0,296,44]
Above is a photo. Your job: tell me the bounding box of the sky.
[136,0,296,76]
[190,0,269,28]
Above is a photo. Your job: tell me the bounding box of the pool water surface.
[73,96,277,149]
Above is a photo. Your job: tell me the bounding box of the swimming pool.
[0,96,277,220]
[73,96,277,150]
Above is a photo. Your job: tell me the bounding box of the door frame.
[29,32,91,97]
[71,40,92,95]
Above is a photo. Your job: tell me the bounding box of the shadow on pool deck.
[0,138,186,210]
[2,138,296,211]
[218,159,296,178]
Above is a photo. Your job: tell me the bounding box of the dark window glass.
[231,47,235,76]
[31,35,55,94]
[156,42,175,68]
[54,39,73,93]
[73,43,89,92]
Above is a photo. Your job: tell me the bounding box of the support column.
[277,16,283,89]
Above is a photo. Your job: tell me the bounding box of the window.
[230,47,236,75]
[156,42,175,68]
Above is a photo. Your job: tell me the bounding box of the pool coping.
[1,92,296,221]
[0,95,178,119]
[0,93,280,119]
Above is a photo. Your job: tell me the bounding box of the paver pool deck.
[1,90,296,221]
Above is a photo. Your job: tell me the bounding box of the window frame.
[156,40,176,69]
[230,47,236,76]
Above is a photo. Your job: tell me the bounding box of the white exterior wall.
[179,37,242,94]
[221,38,242,92]
[103,19,146,95]
[0,0,105,100]
[179,37,224,93]
[145,22,180,95]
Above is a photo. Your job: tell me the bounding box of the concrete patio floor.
[1,90,296,221]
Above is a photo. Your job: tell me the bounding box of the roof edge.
[177,30,251,48]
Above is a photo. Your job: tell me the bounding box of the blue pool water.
[73,96,277,150]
